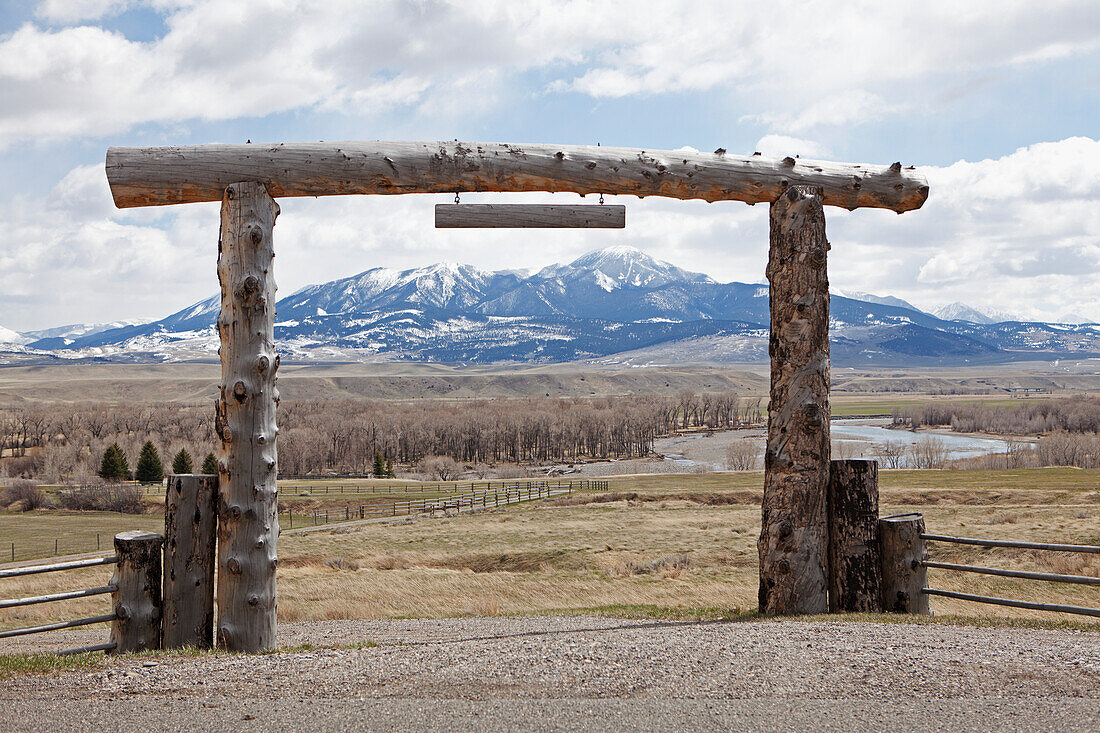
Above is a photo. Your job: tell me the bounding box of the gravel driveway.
[3,616,1099,732]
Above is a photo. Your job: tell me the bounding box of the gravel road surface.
[3,616,1098,732]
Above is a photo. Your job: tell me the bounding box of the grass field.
[1,468,1097,638]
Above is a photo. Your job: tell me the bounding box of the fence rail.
[0,553,121,651]
[142,477,608,497]
[296,480,573,527]
[921,532,1100,619]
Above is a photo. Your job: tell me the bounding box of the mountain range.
[2,246,1098,366]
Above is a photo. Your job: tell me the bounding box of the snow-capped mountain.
[22,319,151,345]
[0,325,27,345]
[10,246,1100,365]
[934,302,1020,325]
[833,290,924,314]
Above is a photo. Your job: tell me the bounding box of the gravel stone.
[2,616,1098,731]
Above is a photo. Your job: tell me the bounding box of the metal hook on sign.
[454,192,460,204]
[599,193,604,205]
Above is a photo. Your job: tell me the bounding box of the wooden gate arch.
[105,141,928,650]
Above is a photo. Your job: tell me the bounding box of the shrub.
[0,479,47,511]
[419,455,460,481]
[134,441,164,484]
[725,441,758,471]
[201,452,218,475]
[59,482,146,514]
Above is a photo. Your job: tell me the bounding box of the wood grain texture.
[214,182,280,652]
[435,203,625,228]
[879,514,930,614]
[758,185,831,616]
[827,459,883,612]
[106,141,929,212]
[163,474,217,649]
[109,530,163,653]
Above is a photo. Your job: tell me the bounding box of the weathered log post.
[758,184,831,615]
[215,182,280,652]
[827,459,882,612]
[163,474,218,648]
[879,513,930,614]
[109,530,164,653]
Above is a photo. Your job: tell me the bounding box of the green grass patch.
[0,651,104,677]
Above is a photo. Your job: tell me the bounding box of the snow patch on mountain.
[0,325,28,344]
[933,302,1019,324]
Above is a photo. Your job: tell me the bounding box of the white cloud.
[753,135,829,160]
[827,137,1100,322]
[3,1,1098,147]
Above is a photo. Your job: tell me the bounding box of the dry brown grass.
[2,469,1098,638]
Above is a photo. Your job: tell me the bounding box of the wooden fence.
[0,531,163,654]
[297,481,574,527]
[879,514,1100,619]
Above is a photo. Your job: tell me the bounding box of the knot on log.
[235,276,260,304]
[233,380,247,402]
[227,558,241,574]
[247,223,264,245]
[256,355,270,372]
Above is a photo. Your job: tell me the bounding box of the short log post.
[879,514,930,614]
[163,474,218,648]
[215,182,280,652]
[758,185,831,615]
[827,459,882,612]
[109,530,164,653]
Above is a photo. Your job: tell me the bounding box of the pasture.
[1,467,1097,641]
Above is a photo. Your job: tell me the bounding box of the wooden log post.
[827,459,883,612]
[215,182,280,652]
[758,184,831,615]
[109,530,164,653]
[163,474,218,649]
[879,514,930,614]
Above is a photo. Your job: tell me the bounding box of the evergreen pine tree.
[171,448,194,475]
[384,458,395,478]
[98,443,131,482]
[135,441,164,484]
[201,452,218,475]
[372,452,385,478]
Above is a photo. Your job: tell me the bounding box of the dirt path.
[3,616,1098,732]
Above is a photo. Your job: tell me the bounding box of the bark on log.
[827,459,882,612]
[215,182,280,652]
[163,474,218,649]
[758,185,831,616]
[106,142,929,213]
[435,203,625,228]
[879,514,930,614]
[109,530,163,653]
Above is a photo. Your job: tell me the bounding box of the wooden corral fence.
[301,480,575,526]
[0,531,163,655]
[879,515,1100,618]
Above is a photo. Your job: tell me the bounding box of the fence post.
[109,530,164,653]
[879,513,929,614]
[163,475,218,649]
[827,460,882,612]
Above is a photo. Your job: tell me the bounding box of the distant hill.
[9,246,1100,366]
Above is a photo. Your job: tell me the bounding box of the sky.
[0,0,1098,331]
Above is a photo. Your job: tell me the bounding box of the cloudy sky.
[1,0,1098,331]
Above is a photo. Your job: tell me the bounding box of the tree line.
[0,390,762,482]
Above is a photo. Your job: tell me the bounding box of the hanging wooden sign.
[435,203,625,229]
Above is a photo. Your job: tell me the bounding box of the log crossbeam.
[106,141,928,213]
